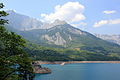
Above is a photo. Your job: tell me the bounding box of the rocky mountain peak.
[41,19,67,29]
[53,19,67,26]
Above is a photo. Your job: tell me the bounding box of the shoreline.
[34,61,120,64]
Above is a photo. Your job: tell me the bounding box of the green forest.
[25,42,120,61]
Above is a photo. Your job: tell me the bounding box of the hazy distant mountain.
[95,34,120,45]
[4,10,43,30]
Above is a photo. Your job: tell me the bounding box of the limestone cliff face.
[38,23,89,47]
[42,32,66,46]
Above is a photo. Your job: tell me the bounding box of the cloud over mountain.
[41,2,85,23]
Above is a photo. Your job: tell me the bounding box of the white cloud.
[93,19,120,27]
[41,2,85,23]
[103,10,116,14]
[109,19,120,24]
[94,20,108,27]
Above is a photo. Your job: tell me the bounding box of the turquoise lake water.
[34,63,120,80]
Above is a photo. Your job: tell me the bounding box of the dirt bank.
[34,61,120,65]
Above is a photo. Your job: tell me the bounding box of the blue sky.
[1,0,120,34]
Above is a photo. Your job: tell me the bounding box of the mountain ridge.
[95,34,120,45]
[5,10,68,30]
[5,10,43,30]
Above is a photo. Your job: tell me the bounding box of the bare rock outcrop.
[32,62,51,74]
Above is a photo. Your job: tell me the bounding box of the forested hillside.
[25,42,120,61]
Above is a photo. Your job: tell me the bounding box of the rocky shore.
[32,62,51,74]
[34,61,120,65]
[33,67,51,74]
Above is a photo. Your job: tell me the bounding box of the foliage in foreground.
[0,3,34,80]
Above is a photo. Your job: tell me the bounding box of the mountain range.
[4,10,120,55]
[95,34,120,45]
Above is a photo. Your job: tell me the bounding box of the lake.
[34,63,120,80]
